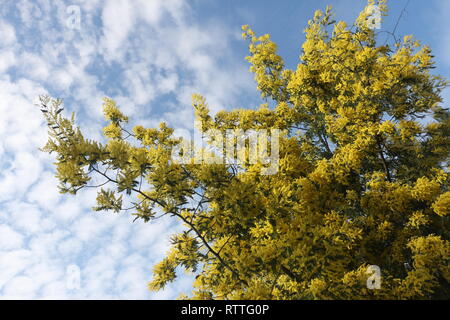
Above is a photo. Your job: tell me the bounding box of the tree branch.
[90,165,244,285]
[376,136,392,182]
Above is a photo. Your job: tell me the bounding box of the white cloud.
[26,171,61,211]
[5,201,43,234]
[0,20,16,46]
[0,249,35,290]
[71,214,119,242]
[156,72,179,94]
[0,51,16,73]
[100,0,135,62]
[2,276,39,299]
[57,237,83,258]
[0,152,43,202]
[0,225,24,250]
[123,66,156,106]
[19,53,51,81]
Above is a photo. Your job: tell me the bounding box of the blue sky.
[0,0,449,299]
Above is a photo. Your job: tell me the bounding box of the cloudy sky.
[0,0,449,299]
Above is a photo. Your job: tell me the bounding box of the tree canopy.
[39,1,449,299]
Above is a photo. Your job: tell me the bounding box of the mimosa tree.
[39,1,449,299]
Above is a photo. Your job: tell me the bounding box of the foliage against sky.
[1,0,450,299]
[39,1,450,299]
